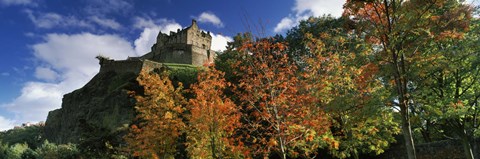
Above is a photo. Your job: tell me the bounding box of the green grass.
[162,63,201,88]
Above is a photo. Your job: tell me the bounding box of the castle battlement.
[97,55,164,74]
[143,19,214,66]
[98,19,215,74]
[154,20,212,50]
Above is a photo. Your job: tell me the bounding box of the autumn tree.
[285,16,346,66]
[215,33,254,86]
[300,18,399,158]
[343,1,472,158]
[186,66,243,159]
[233,39,330,159]
[124,69,186,159]
[413,17,480,159]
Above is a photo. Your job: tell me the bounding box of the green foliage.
[0,140,7,159]
[285,15,346,62]
[294,14,399,158]
[411,17,480,158]
[5,143,30,159]
[35,140,80,159]
[21,148,38,159]
[0,139,92,159]
[77,118,127,158]
[0,125,45,149]
[164,63,200,88]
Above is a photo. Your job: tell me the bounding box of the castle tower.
[141,19,214,66]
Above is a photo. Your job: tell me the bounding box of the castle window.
[202,44,206,49]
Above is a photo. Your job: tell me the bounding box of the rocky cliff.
[44,63,198,146]
[44,71,139,144]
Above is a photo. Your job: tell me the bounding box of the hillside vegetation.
[1,1,479,159]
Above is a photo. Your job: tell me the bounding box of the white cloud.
[34,67,59,82]
[274,0,344,33]
[274,17,296,33]
[211,33,233,51]
[1,72,9,76]
[133,17,182,55]
[0,0,35,6]
[1,33,137,128]
[134,28,161,55]
[25,10,93,29]
[195,12,224,28]
[3,82,62,124]
[89,16,122,30]
[133,17,158,29]
[0,116,15,131]
[33,33,136,74]
[25,10,124,31]
[25,32,36,38]
[132,17,181,32]
[293,0,344,17]
[85,0,133,16]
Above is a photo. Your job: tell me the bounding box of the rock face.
[44,63,198,145]
[44,71,139,144]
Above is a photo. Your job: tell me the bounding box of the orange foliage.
[124,69,186,158]
[186,66,244,158]
[233,39,330,158]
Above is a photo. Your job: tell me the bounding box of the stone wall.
[166,29,188,45]
[99,59,144,74]
[150,44,193,64]
[99,59,164,74]
[187,25,211,50]
[141,59,164,72]
[140,19,212,66]
[375,139,480,159]
[191,45,214,66]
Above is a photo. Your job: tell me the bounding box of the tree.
[124,69,186,159]
[186,66,243,158]
[4,143,29,159]
[303,26,399,158]
[0,124,45,149]
[215,33,254,85]
[35,140,80,159]
[0,140,9,159]
[285,16,346,66]
[233,39,330,158]
[343,1,472,158]
[413,17,480,159]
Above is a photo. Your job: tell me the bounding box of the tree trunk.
[279,136,287,159]
[460,130,474,159]
[473,138,479,159]
[400,104,417,159]
[394,52,417,159]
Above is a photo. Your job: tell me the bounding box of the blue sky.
[0,0,346,130]
[0,0,477,131]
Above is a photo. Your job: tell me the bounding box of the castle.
[98,19,215,74]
